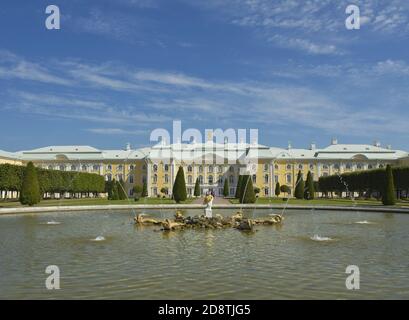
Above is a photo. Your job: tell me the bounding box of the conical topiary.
[194,177,201,197]
[304,171,315,200]
[275,182,281,197]
[240,175,256,203]
[141,181,148,197]
[235,175,243,199]
[294,170,305,199]
[172,166,187,203]
[223,178,229,197]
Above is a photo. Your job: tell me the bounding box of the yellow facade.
[2,142,407,198]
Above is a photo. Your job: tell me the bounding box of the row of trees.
[294,171,316,200]
[234,175,256,203]
[0,162,106,205]
[318,164,402,205]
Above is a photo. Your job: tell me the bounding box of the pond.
[0,208,408,299]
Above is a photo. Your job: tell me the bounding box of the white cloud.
[0,51,72,86]
[86,128,146,135]
[268,35,342,55]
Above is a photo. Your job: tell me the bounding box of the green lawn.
[0,197,194,208]
[229,197,409,207]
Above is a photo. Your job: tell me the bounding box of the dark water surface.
[0,208,408,299]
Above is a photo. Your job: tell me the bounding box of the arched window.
[209,165,213,173]
[165,174,169,183]
[93,165,99,171]
[48,165,53,170]
[264,174,269,184]
[357,163,362,170]
[129,175,134,184]
[264,164,269,171]
[368,164,373,169]
[107,164,112,171]
[323,165,329,170]
[286,164,292,170]
[59,165,66,171]
[153,174,158,183]
[334,164,340,170]
[379,164,384,169]
[164,164,169,172]
[229,166,234,172]
[106,174,112,182]
[218,176,223,184]
[252,174,256,183]
[286,174,292,184]
[153,164,158,172]
[275,164,279,170]
[309,164,314,170]
[82,165,87,171]
[298,164,303,170]
[208,175,213,184]
[71,165,77,171]
[199,166,203,173]
[130,165,134,171]
[218,166,223,173]
[188,175,193,184]
[199,175,203,184]
[117,174,123,182]
[346,163,352,170]
[188,165,193,172]
[118,165,123,171]
[229,175,234,184]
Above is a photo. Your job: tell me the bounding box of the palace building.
[1,139,408,198]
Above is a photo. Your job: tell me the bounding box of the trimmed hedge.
[0,163,105,198]
[20,162,41,206]
[318,166,409,199]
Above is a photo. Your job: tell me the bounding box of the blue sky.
[1,0,409,151]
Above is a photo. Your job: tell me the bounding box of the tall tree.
[223,178,229,197]
[304,171,315,200]
[20,162,41,206]
[382,165,396,205]
[240,175,256,204]
[172,166,187,203]
[275,182,281,197]
[194,177,201,197]
[294,170,305,199]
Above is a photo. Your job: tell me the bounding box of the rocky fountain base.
[134,211,284,232]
